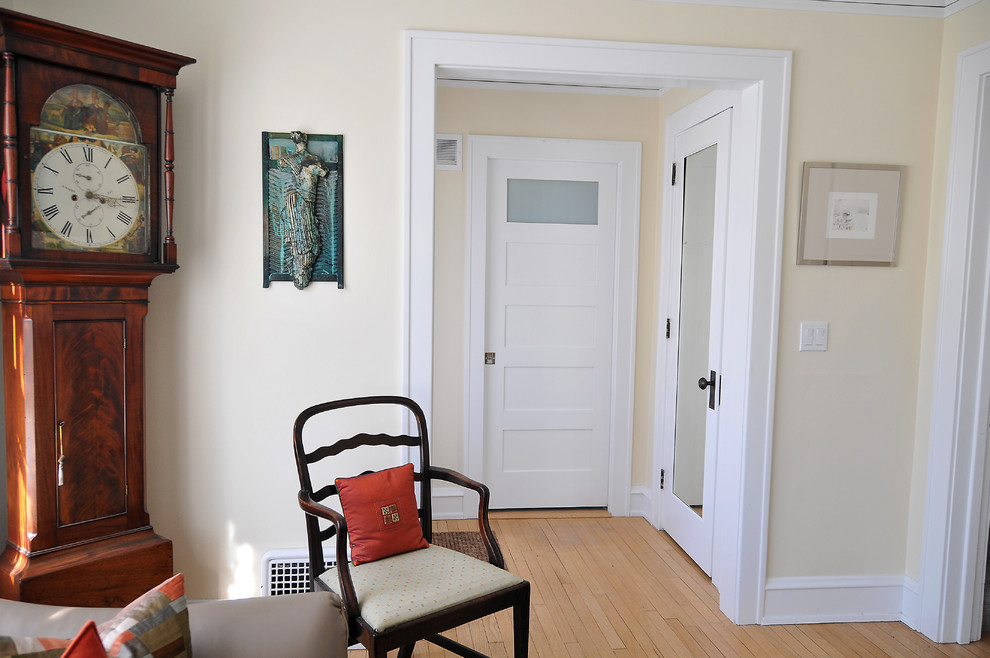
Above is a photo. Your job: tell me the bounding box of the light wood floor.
[352,514,990,657]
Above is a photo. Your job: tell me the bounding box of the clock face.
[28,84,150,255]
[32,142,141,248]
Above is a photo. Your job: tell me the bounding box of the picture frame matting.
[797,161,903,266]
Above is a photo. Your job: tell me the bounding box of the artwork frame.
[262,131,343,288]
[797,162,903,266]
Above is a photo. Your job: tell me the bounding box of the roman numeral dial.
[31,140,143,249]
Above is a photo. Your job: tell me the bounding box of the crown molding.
[637,0,981,18]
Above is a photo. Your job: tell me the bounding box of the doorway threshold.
[490,508,611,520]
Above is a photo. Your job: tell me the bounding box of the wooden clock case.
[0,10,194,606]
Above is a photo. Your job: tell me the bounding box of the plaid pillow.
[99,573,190,657]
[0,574,189,658]
[0,636,69,657]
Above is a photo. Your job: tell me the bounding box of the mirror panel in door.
[672,144,718,516]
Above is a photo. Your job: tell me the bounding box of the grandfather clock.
[0,10,194,606]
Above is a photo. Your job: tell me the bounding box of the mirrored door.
[660,109,731,576]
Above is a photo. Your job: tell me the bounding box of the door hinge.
[665,318,671,339]
[123,337,127,350]
[671,162,677,186]
[660,468,665,490]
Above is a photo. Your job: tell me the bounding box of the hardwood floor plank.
[354,516,990,656]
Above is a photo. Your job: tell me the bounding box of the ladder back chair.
[293,395,530,658]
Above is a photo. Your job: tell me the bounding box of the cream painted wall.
[0,0,970,600]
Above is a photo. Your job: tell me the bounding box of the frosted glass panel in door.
[673,144,717,515]
[506,179,599,224]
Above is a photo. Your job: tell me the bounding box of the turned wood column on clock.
[0,9,194,605]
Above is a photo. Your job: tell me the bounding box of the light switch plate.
[800,322,828,351]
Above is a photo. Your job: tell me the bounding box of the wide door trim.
[466,135,642,516]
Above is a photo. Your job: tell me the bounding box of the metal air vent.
[261,548,337,596]
[436,134,462,171]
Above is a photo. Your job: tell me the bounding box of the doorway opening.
[404,30,790,624]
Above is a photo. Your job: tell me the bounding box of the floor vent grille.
[261,549,336,596]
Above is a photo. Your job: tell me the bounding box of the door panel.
[483,153,617,509]
[54,318,127,531]
[661,110,732,575]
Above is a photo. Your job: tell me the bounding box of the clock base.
[0,529,173,607]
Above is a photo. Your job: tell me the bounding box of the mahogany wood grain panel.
[54,318,126,528]
[3,288,152,555]
[0,529,171,607]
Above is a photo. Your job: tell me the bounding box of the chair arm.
[296,492,359,627]
[427,466,506,568]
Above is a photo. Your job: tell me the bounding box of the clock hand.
[85,190,124,206]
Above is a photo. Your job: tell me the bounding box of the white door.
[660,110,731,575]
[474,138,631,509]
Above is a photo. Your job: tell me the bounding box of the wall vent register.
[261,548,337,596]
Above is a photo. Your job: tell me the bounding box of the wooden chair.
[293,395,530,658]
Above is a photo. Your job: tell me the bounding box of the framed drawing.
[262,131,343,288]
[797,162,903,266]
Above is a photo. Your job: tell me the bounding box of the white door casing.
[658,107,733,577]
[404,31,791,624]
[920,39,990,644]
[469,137,637,510]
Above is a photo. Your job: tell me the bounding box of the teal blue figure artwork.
[262,131,342,288]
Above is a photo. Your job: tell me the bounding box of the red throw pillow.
[63,621,106,658]
[335,463,429,565]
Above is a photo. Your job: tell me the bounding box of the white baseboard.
[433,487,654,520]
[900,576,920,629]
[629,485,653,520]
[431,487,478,520]
[763,575,921,626]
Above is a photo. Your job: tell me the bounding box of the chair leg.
[367,638,388,658]
[397,643,416,658]
[513,585,531,658]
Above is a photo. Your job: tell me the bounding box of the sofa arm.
[0,599,117,637]
[0,591,348,658]
[187,591,348,658]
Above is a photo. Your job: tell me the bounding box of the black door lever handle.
[697,370,717,410]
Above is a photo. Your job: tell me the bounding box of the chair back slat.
[305,433,419,464]
[312,483,337,502]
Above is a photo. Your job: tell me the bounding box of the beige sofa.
[0,591,348,658]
